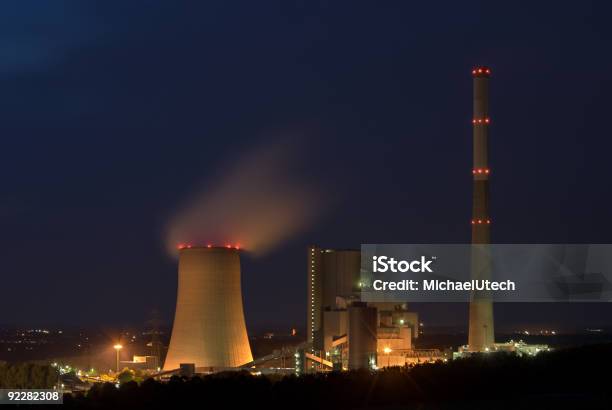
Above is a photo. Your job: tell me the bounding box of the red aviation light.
[471,219,492,225]
[178,243,242,250]
[472,66,492,77]
[473,118,491,125]
[472,168,490,175]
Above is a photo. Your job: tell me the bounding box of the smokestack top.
[472,66,491,77]
[177,243,242,252]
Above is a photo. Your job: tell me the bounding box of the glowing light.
[383,347,392,354]
[472,168,490,175]
[113,344,123,350]
[472,67,492,77]
[471,219,491,225]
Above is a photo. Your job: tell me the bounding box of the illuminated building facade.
[306,246,434,370]
[306,246,361,351]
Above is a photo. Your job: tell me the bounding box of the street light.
[383,346,392,367]
[113,344,122,373]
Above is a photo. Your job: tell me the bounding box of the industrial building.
[305,246,444,371]
[120,355,159,371]
[456,339,550,358]
[163,246,253,371]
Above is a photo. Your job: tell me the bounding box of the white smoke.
[166,139,324,256]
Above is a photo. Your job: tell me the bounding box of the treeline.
[0,362,58,388]
[63,343,612,409]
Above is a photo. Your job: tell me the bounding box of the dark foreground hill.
[56,343,612,408]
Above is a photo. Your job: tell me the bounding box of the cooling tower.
[163,246,253,370]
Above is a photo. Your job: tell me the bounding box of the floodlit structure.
[164,246,253,370]
[348,302,377,370]
[468,66,495,351]
[305,246,437,371]
[307,246,361,351]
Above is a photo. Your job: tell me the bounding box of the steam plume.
[166,140,323,256]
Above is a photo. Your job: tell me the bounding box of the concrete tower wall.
[468,67,495,351]
[322,250,361,307]
[164,247,253,370]
[348,302,377,370]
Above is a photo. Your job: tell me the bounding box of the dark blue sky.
[2,1,612,332]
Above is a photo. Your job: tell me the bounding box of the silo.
[348,302,377,370]
[163,246,253,370]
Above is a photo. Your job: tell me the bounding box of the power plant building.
[164,246,253,371]
[306,246,440,371]
[307,247,361,351]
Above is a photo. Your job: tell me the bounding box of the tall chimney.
[468,66,495,351]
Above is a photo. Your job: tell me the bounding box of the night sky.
[2,1,612,332]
